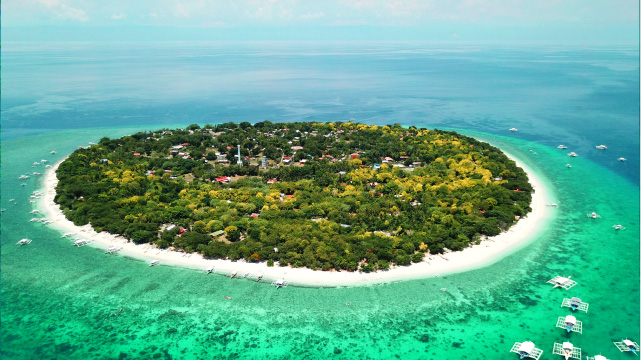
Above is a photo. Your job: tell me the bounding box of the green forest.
[55,122,533,272]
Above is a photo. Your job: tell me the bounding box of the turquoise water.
[2,43,639,359]
[1,126,638,359]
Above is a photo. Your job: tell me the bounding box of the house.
[251,213,260,218]
[133,152,141,156]
[214,176,230,184]
[267,179,278,184]
[282,157,292,165]
[210,230,225,237]
[381,157,394,163]
[171,145,183,150]
[291,146,304,151]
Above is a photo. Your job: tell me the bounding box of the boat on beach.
[205,266,214,274]
[149,260,160,266]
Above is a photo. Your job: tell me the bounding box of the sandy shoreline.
[41,151,552,287]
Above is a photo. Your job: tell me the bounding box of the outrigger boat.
[618,157,627,162]
[614,339,639,355]
[587,212,601,219]
[205,266,214,274]
[271,277,289,289]
[568,152,578,157]
[73,239,90,247]
[509,128,518,132]
[149,260,160,266]
[16,239,32,245]
[553,342,581,360]
[547,276,577,290]
[612,224,626,230]
[228,270,238,278]
[510,341,543,360]
[595,145,607,150]
[106,246,122,254]
[586,355,609,360]
[561,297,589,312]
[557,145,568,149]
[556,315,582,334]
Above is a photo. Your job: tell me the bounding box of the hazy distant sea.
[1,42,638,359]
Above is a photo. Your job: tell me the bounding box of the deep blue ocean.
[1,42,639,359]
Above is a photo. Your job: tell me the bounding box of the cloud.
[35,0,88,22]
[111,13,126,20]
[175,3,189,17]
[298,12,325,20]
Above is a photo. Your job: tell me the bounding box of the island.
[53,122,533,273]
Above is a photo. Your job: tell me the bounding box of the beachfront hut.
[556,315,583,334]
[510,341,543,359]
[561,297,589,312]
[547,276,577,290]
[553,342,581,360]
[614,339,639,355]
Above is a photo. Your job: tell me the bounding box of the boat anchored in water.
[228,270,238,278]
[556,315,583,334]
[149,260,160,266]
[106,246,122,254]
[595,145,608,150]
[73,239,90,247]
[614,339,639,355]
[510,341,543,360]
[568,152,579,157]
[566,164,572,168]
[547,276,577,290]
[612,224,626,230]
[205,266,214,274]
[16,239,32,245]
[271,277,289,289]
[553,342,581,360]
[586,355,609,360]
[587,212,601,219]
[509,128,518,132]
[557,145,568,149]
[618,157,627,162]
[561,297,589,312]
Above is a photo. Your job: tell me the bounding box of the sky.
[2,0,639,43]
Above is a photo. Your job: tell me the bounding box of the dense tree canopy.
[55,122,533,272]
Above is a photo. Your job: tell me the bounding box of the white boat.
[73,239,90,247]
[18,175,30,180]
[547,276,577,290]
[547,203,559,207]
[557,145,568,149]
[510,341,543,360]
[553,342,581,360]
[256,273,264,282]
[612,224,626,230]
[271,277,289,288]
[51,150,57,154]
[32,172,41,176]
[40,159,48,163]
[29,210,41,214]
[566,164,572,168]
[20,183,27,186]
[595,145,607,150]
[32,162,40,166]
[618,157,627,162]
[61,233,74,238]
[106,246,122,254]
[614,339,639,355]
[149,260,160,266]
[16,239,32,245]
[509,128,518,132]
[205,266,214,274]
[568,152,578,157]
[587,212,601,219]
[586,355,609,360]
[228,270,238,278]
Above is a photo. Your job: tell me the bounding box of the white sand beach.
[41,151,552,287]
